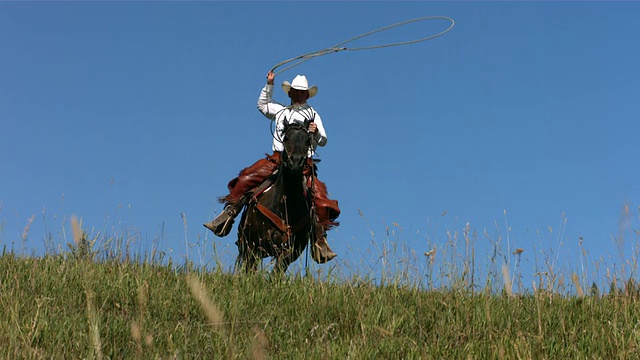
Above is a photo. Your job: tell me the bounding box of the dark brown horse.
[235,121,317,273]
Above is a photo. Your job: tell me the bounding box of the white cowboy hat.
[281,75,318,98]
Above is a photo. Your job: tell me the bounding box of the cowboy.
[204,71,340,263]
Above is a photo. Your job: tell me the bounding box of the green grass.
[2,211,640,358]
[2,250,640,359]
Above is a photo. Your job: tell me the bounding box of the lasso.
[270,16,455,75]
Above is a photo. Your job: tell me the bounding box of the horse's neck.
[259,168,304,204]
[281,170,305,198]
[268,167,306,208]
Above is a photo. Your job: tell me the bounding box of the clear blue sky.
[1,2,639,289]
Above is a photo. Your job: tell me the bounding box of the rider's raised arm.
[257,83,284,120]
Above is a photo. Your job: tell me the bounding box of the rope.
[269,106,318,155]
[270,16,455,75]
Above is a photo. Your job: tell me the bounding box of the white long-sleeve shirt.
[257,84,327,155]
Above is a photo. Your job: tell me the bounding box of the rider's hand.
[266,71,275,85]
[308,122,318,134]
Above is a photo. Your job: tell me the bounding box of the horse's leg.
[236,236,261,274]
[273,235,307,274]
[235,247,260,274]
[235,212,258,275]
[273,255,290,274]
[234,242,247,275]
[245,251,260,273]
[233,253,243,275]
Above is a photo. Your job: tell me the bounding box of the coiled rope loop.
[270,16,455,75]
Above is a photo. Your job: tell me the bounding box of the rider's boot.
[204,197,246,237]
[312,231,337,264]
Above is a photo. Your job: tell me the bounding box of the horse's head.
[281,120,311,173]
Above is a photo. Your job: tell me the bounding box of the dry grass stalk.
[251,326,269,360]
[501,264,513,296]
[186,274,225,327]
[21,215,35,242]
[131,321,142,355]
[86,289,103,360]
[572,272,584,297]
[71,216,82,246]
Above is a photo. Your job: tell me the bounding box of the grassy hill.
[3,246,640,359]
